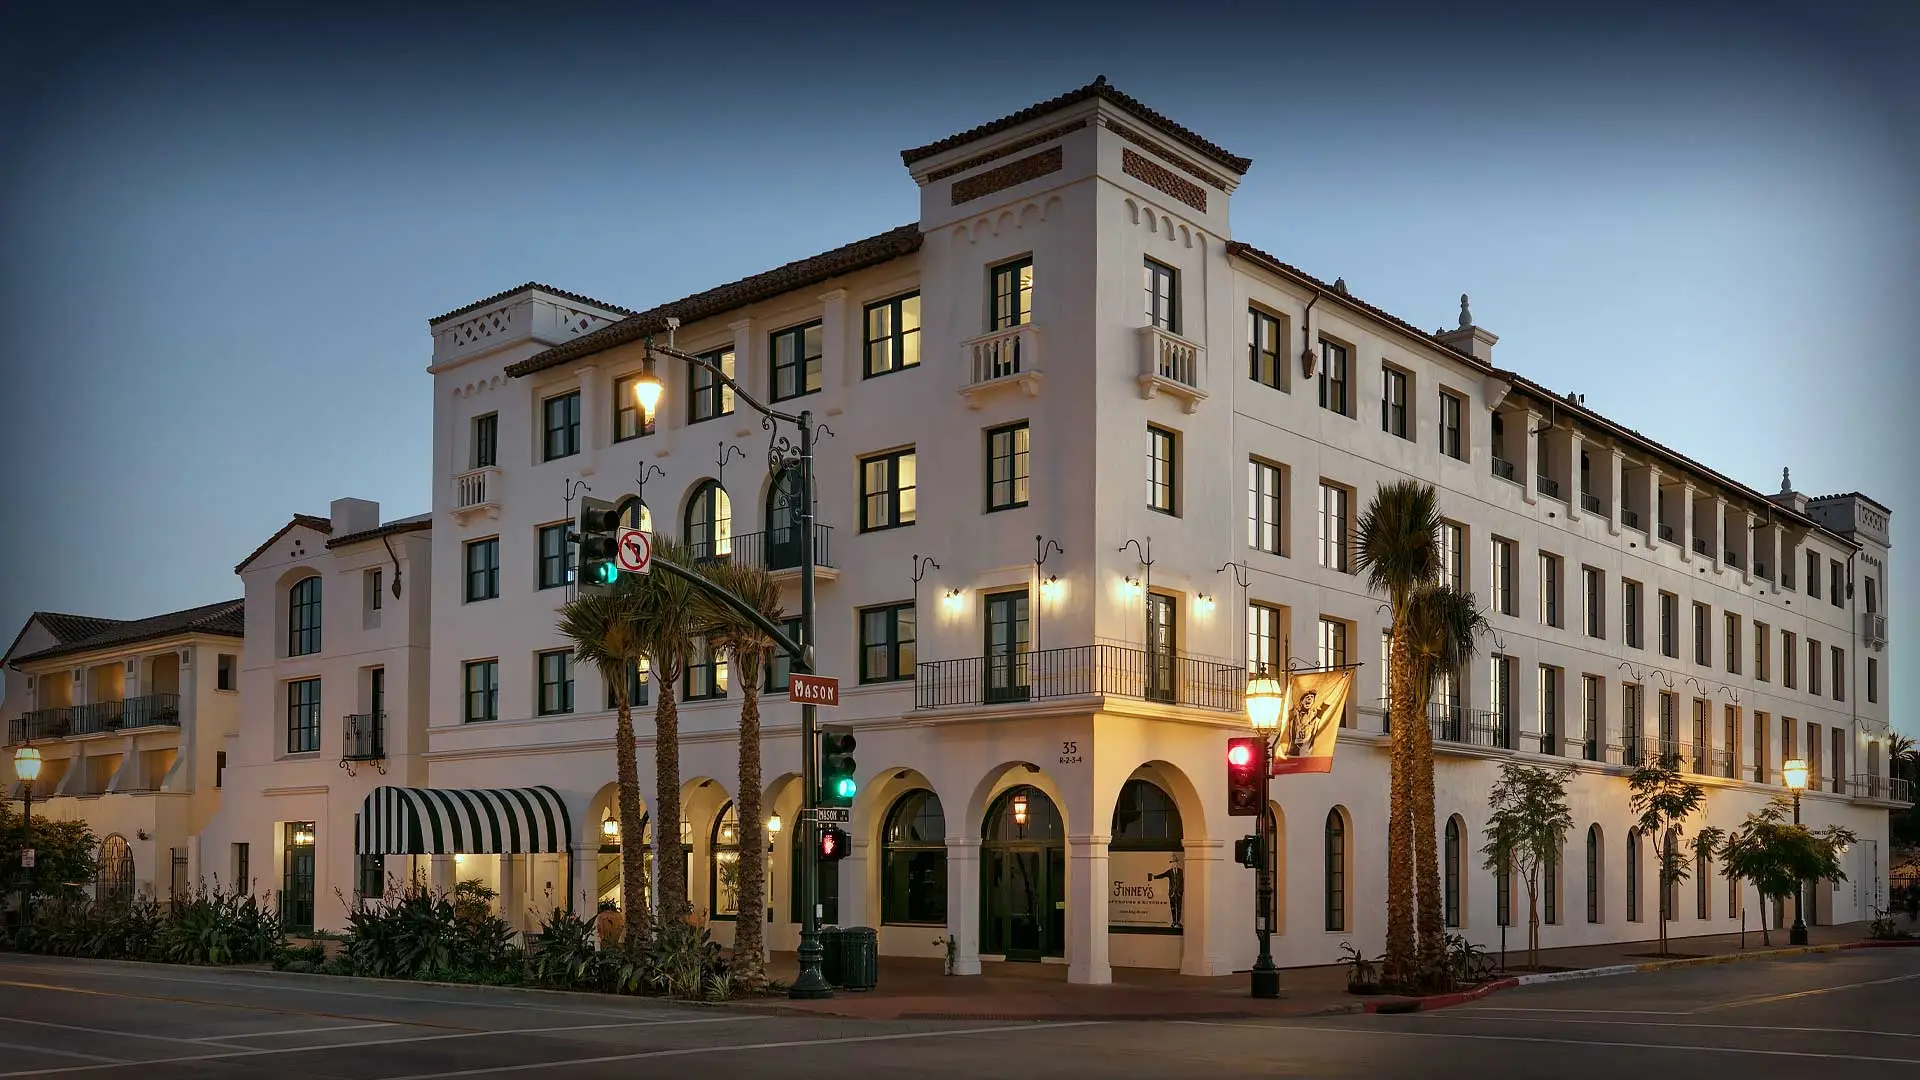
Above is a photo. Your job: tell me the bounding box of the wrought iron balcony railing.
[1622,508,1643,530]
[1536,474,1562,499]
[7,694,181,744]
[915,643,1245,713]
[343,712,386,762]
[1849,773,1913,805]
[1490,456,1516,482]
[1581,491,1602,514]
[684,525,835,572]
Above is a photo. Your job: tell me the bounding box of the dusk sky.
[1,1,1914,728]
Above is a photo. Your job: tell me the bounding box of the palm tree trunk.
[1410,694,1444,982]
[613,687,651,948]
[654,676,689,923]
[732,659,767,991]
[1384,625,1418,989]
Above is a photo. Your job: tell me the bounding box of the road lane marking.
[198,1022,399,1042]
[0,1014,767,1078]
[376,1021,1114,1080]
[1693,972,1920,1012]
[1453,1007,1683,1016]
[0,1043,126,1066]
[0,1015,219,1048]
[1403,1015,1920,1040]
[0,976,478,1031]
[1173,1021,1920,1065]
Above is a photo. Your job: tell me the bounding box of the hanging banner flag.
[1272,667,1354,775]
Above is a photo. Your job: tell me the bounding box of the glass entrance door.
[985,846,1065,960]
[282,822,316,932]
[1145,592,1177,703]
[984,590,1031,703]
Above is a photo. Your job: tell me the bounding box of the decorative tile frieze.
[926,120,1086,182]
[1122,148,1207,213]
[1107,120,1228,192]
[951,147,1065,206]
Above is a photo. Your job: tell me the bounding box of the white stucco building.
[193,498,432,931]
[258,78,1903,980]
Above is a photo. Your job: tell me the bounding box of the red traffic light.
[1227,736,1263,818]
[1227,743,1254,768]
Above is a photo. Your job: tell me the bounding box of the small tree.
[1480,761,1575,970]
[1628,752,1705,957]
[1716,798,1858,945]
[0,804,98,903]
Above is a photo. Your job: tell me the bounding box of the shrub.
[156,886,286,965]
[335,887,522,984]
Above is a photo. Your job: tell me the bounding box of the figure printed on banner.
[1272,667,1354,775]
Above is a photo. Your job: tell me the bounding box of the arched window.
[984,786,1063,843]
[1586,824,1602,923]
[1324,808,1347,932]
[1443,816,1463,928]
[619,499,652,535]
[1112,778,1185,932]
[684,481,731,561]
[1626,828,1641,923]
[881,789,946,925]
[97,834,134,908]
[288,576,321,656]
[765,467,803,571]
[596,812,652,914]
[709,801,739,919]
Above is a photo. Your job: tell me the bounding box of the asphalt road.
[0,948,1916,1078]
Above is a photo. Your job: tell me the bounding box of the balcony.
[343,712,386,770]
[7,694,181,743]
[1135,326,1207,412]
[1724,551,1742,569]
[1521,729,1563,756]
[1580,491,1602,514]
[1755,561,1770,580]
[958,325,1041,407]
[1849,773,1913,806]
[1693,537,1709,556]
[1658,523,1676,542]
[1622,509,1643,531]
[684,525,836,578]
[915,643,1245,714]
[1863,612,1887,646]
[1490,456,1516,483]
[453,466,502,520]
[1431,707,1513,751]
[1536,474,1562,500]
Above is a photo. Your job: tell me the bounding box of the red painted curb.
[1363,976,1519,1014]
[1841,938,1920,949]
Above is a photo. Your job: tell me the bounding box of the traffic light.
[1234,835,1262,869]
[1227,737,1262,817]
[819,825,851,862]
[576,496,622,594]
[819,727,857,808]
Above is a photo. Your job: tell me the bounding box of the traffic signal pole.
[1251,736,1279,999]
[790,411,834,1000]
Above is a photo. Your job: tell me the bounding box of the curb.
[1365,977,1518,1014]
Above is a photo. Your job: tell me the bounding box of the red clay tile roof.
[901,76,1252,176]
[1810,491,1892,514]
[505,224,924,380]
[429,282,637,327]
[10,599,246,665]
[233,514,334,575]
[326,518,433,550]
[4,612,127,667]
[1227,241,1483,368]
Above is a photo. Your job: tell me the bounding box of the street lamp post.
[634,335,833,1000]
[14,745,41,930]
[1783,757,1809,945]
[1244,667,1286,999]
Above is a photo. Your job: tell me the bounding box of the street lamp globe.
[601,815,620,841]
[13,745,41,783]
[633,357,664,416]
[767,813,782,836]
[1783,758,1809,792]
[1245,668,1285,732]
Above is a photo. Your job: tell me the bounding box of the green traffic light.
[598,563,619,584]
[832,777,857,799]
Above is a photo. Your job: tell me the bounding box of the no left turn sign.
[615,528,652,574]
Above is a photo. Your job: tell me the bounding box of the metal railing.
[1622,509,1643,530]
[1658,523,1676,541]
[8,694,181,743]
[1693,537,1709,555]
[343,712,386,762]
[961,325,1035,386]
[1490,456,1516,482]
[1581,492,1602,514]
[1849,774,1913,804]
[1755,561,1770,580]
[1536,474,1562,499]
[1724,551,1742,569]
[914,643,1245,713]
[1432,707,1514,751]
[685,525,834,571]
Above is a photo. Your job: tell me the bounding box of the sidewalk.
[741,921,1881,1021]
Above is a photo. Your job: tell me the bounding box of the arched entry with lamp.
[981,785,1064,961]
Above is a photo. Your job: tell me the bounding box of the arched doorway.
[97,834,134,908]
[981,785,1064,961]
[1110,778,1183,932]
[597,811,652,916]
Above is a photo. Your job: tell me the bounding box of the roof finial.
[1093,74,1108,87]
[1458,293,1474,330]
[1333,277,1348,294]
[1780,467,1792,495]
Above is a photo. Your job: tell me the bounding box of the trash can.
[837,926,878,991]
[817,926,845,988]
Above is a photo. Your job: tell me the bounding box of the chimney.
[1435,293,1498,363]
[330,498,381,536]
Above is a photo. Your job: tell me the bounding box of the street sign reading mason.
[814,808,850,823]
[788,673,839,706]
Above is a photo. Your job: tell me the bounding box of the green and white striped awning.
[356,785,573,855]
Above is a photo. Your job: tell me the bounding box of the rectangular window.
[1866,575,1879,613]
[1726,613,1741,674]
[770,321,824,402]
[1582,675,1603,761]
[1319,618,1349,727]
[1381,365,1409,438]
[1490,654,1515,748]
[1692,602,1710,666]
[1659,591,1679,658]
[536,649,574,716]
[607,656,651,710]
[690,347,736,423]
[1492,537,1516,615]
[1753,712,1770,784]
[358,852,384,902]
[370,666,385,718]
[537,523,571,590]
[1658,691,1678,755]
[366,568,383,612]
[1248,602,1285,674]
[1832,728,1847,792]
[1808,639,1822,697]
[286,678,320,754]
[684,635,728,701]
[765,618,801,692]
[217,653,237,692]
[1830,559,1844,608]
[864,292,921,377]
[1623,580,1643,649]
[1783,717,1797,772]
[1755,622,1770,682]
[859,603,917,684]
[542,390,581,461]
[1248,459,1286,555]
[471,412,498,469]
[1438,390,1464,459]
[1869,657,1879,704]
[464,660,499,723]
[989,257,1033,330]
[1807,551,1822,599]
[1148,426,1179,515]
[1144,258,1178,332]
[233,843,250,893]
[1583,566,1603,638]
[1439,521,1465,593]
[860,448,917,532]
[1249,308,1284,389]
[1832,645,1845,702]
[1539,553,1561,628]
[1622,683,1644,763]
[1317,339,1350,415]
[1783,631,1798,688]
[464,537,500,602]
[1538,665,1560,755]
[986,422,1030,512]
[1318,482,1351,573]
[614,374,656,441]
[985,590,1032,702]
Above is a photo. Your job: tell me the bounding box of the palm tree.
[1891,733,1917,783]
[698,558,786,991]
[1353,479,1443,989]
[633,537,703,923]
[1401,582,1488,977]
[556,572,651,948]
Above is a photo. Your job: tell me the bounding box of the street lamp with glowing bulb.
[632,357,663,417]
[14,745,42,927]
[1243,666,1287,999]
[767,814,782,837]
[1012,792,1029,830]
[602,815,620,842]
[1784,758,1810,944]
